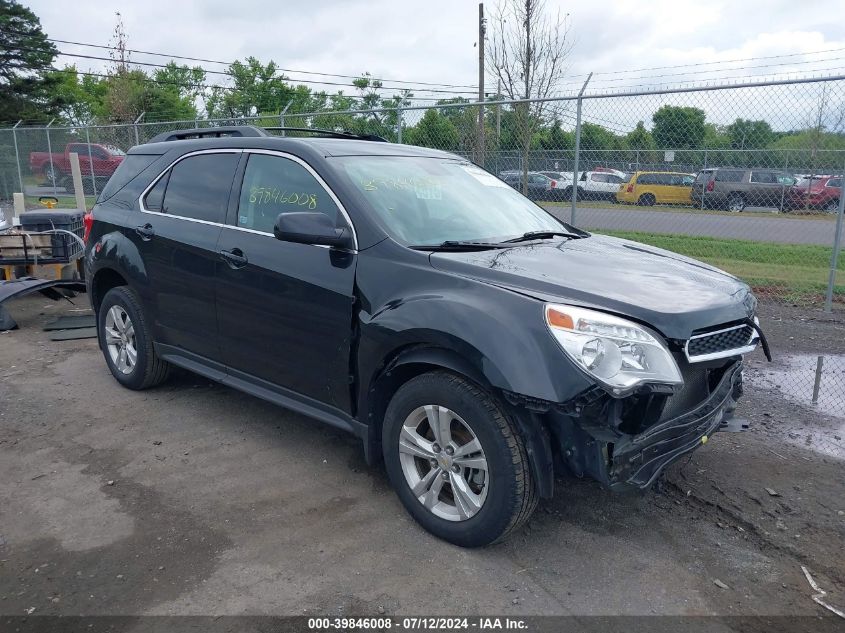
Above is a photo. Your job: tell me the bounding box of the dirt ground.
[0,294,843,622]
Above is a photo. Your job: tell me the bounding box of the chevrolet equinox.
[84,126,768,547]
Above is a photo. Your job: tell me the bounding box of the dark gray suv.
[691,168,796,212]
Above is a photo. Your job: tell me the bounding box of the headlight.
[544,304,683,396]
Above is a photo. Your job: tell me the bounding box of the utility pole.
[477,2,486,167]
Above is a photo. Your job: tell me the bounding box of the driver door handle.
[135,223,155,240]
[220,248,248,269]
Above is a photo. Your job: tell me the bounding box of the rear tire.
[727,194,745,212]
[824,198,839,213]
[382,371,537,548]
[638,193,656,206]
[98,286,170,390]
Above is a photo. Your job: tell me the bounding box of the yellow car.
[615,171,695,206]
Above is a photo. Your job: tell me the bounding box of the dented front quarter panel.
[354,239,595,412]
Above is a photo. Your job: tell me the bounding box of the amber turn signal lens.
[546,308,574,330]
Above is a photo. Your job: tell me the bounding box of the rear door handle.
[135,223,154,240]
[219,248,248,269]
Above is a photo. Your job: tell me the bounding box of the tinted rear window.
[97,154,158,202]
[161,153,239,223]
[715,170,744,183]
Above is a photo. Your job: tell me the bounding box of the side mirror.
[273,212,352,249]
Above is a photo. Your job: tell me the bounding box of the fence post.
[396,105,403,144]
[133,112,145,146]
[45,119,57,195]
[570,73,593,226]
[824,164,845,312]
[11,120,24,196]
[279,100,293,136]
[84,125,97,197]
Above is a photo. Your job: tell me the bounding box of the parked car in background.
[501,171,561,200]
[690,168,796,212]
[615,171,695,206]
[30,143,126,188]
[579,170,628,201]
[785,175,842,212]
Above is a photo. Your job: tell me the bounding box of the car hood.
[428,234,755,340]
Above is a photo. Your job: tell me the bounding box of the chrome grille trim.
[685,323,758,363]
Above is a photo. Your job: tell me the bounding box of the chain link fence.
[0,75,843,434]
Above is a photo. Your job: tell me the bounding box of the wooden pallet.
[0,233,55,262]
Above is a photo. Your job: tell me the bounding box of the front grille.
[687,324,755,360]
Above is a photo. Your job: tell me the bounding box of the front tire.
[382,371,537,547]
[98,286,170,390]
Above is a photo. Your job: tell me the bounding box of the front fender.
[355,247,594,414]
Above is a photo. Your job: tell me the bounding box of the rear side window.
[750,171,776,184]
[715,170,744,183]
[828,178,842,188]
[143,172,169,212]
[97,154,159,202]
[237,153,339,233]
[162,153,239,223]
[637,173,657,185]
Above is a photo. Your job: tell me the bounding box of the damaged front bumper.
[550,360,744,491]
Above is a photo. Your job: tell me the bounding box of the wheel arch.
[363,344,555,499]
[91,267,129,313]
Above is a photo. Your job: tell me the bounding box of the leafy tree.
[405,109,460,150]
[652,105,706,149]
[0,0,60,123]
[206,57,295,118]
[579,122,621,151]
[536,119,572,151]
[625,121,655,151]
[726,118,774,149]
[43,66,107,125]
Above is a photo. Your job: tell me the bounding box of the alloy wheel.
[104,305,137,375]
[728,195,745,212]
[398,405,489,522]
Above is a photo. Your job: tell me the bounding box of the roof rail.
[147,125,269,144]
[263,127,388,142]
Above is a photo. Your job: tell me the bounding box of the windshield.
[795,177,829,188]
[333,156,569,245]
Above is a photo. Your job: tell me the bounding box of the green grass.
[25,195,96,210]
[592,229,844,304]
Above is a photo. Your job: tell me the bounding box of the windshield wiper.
[502,230,588,243]
[409,240,515,251]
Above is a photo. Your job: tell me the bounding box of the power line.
[5,28,479,90]
[10,45,475,96]
[590,45,845,77]
[587,55,845,85]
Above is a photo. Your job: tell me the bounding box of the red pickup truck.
[30,143,125,184]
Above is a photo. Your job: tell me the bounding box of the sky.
[22,0,845,130]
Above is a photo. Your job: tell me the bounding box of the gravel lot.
[0,295,843,620]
